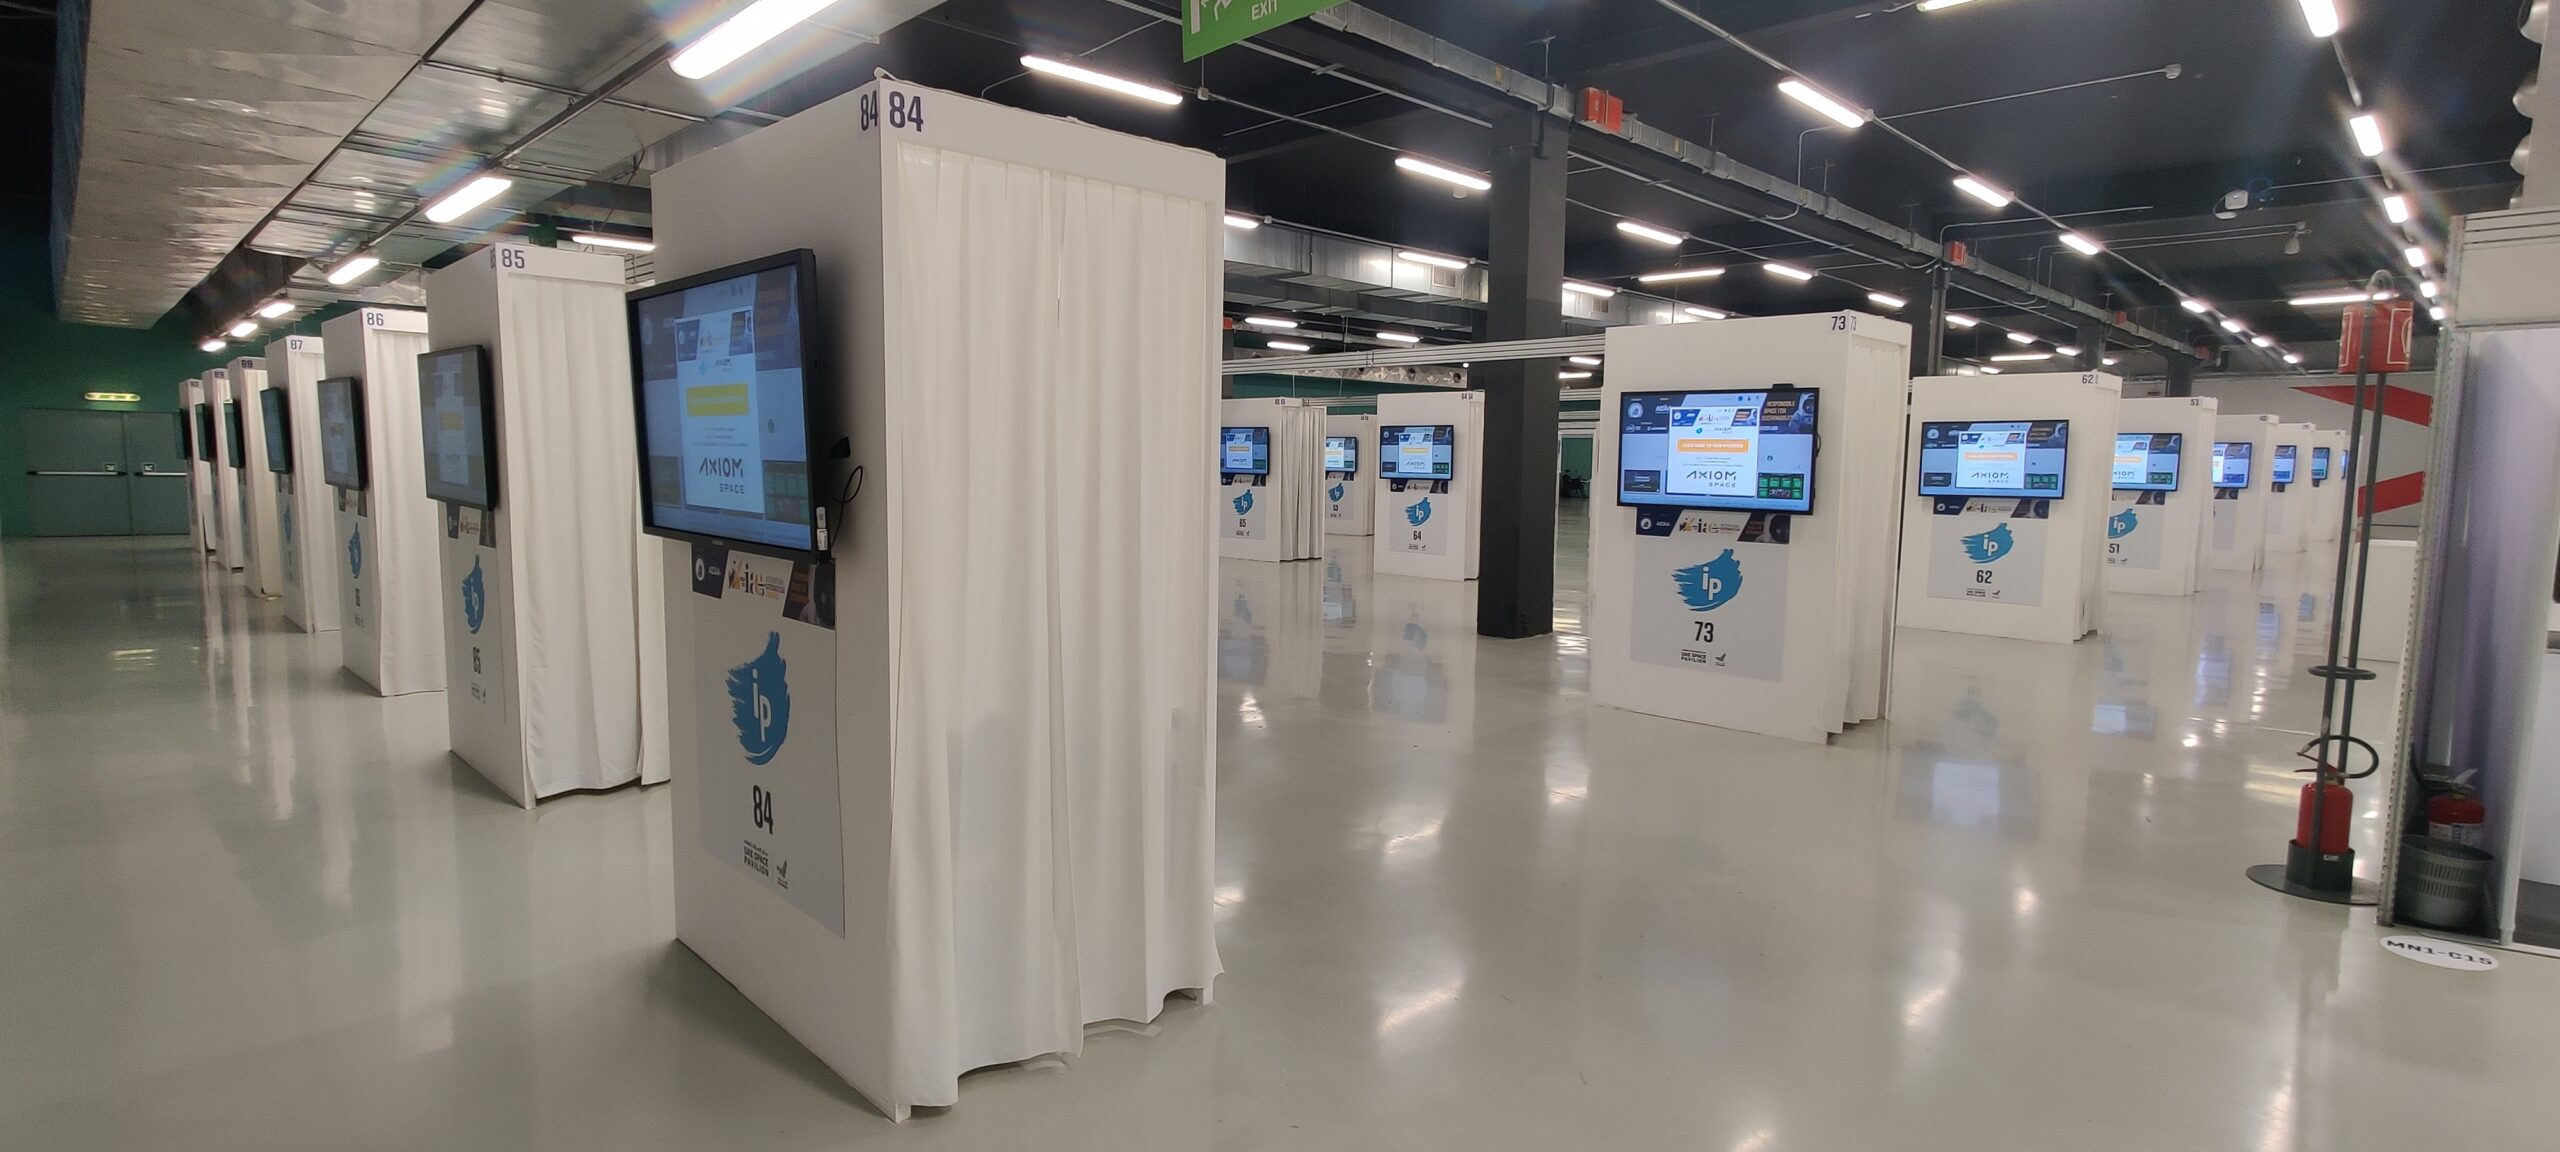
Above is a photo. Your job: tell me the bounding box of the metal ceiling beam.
[1224,271,1484,330]
[1222,334,1608,376]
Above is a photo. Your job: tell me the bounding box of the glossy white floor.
[3,509,2553,1151]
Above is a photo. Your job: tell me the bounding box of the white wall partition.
[325,306,443,697]
[1219,396,1324,562]
[1590,314,1907,744]
[2263,421,2317,555]
[265,335,337,632]
[2207,413,2277,572]
[183,377,215,556]
[425,244,657,807]
[1323,412,1376,536]
[2105,396,2217,597]
[651,79,1220,1119]
[1897,372,2118,644]
[207,366,247,572]
[1372,391,1483,581]
[228,356,285,597]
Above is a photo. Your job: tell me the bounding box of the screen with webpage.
[2212,441,2253,488]
[634,259,815,554]
[1617,388,1818,514]
[1917,420,2070,499]
[2271,444,2298,485]
[2111,432,2182,491]
[318,378,365,490]
[1379,425,1455,480]
[259,388,291,474]
[418,348,494,508]
[1324,435,1359,473]
[1221,427,1271,474]
[2312,446,2331,481]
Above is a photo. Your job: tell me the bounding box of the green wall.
[0,216,239,536]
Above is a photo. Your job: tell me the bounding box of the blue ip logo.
[346,526,363,578]
[726,631,792,767]
[1405,497,1433,527]
[460,557,487,634]
[1232,489,1255,517]
[1672,548,1743,612]
[2108,509,2139,540]
[1962,523,2016,564]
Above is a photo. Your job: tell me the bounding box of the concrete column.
[2164,353,2196,397]
[1914,265,1950,377]
[2074,322,2106,372]
[1476,109,1568,640]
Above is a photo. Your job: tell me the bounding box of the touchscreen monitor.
[1379,424,1455,481]
[2311,446,2331,482]
[629,249,824,558]
[259,387,292,474]
[223,401,246,468]
[1323,435,1359,474]
[2111,432,2182,491]
[2271,444,2298,485]
[1220,427,1271,475]
[318,376,367,490]
[2211,441,2253,488]
[1616,388,1819,514]
[191,404,212,463]
[1917,420,2070,500]
[418,346,498,508]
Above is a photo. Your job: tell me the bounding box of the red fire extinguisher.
[2294,777,2354,855]
[2428,788,2487,848]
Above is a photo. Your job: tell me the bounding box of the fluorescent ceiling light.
[1242,315,1298,329]
[2430,305,2447,321]
[1953,175,2013,208]
[1558,371,1594,380]
[1918,0,1981,9]
[1376,331,1421,344]
[1223,213,1260,230]
[199,339,225,352]
[1777,79,1866,129]
[1763,262,1815,282]
[1568,355,1603,367]
[2284,353,2305,364]
[1615,220,1683,246]
[2382,194,2411,224]
[1979,366,2003,374]
[1019,56,1183,106]
[422,175,512,224]
[1868,291,1908,309]
[2220,318,2247,333]
[2251,335,2275,348]
[227,321,256,338]
[2181,298,2211,314]
[2059,231,2105,257]
[1990,352,2052,362]
[1562,280,1618,298]
[2349,113,2387,158]
[571,233,655,252]
[324,255,380,285]
[1266,340,1311,353]
[2103,356,2121,366]
[1945,313,1979,328]
[1637,266,1726,284]
[1396,249,1469,271]
[2298,0,2341,37]
[1683,306,1728,320]
[255,300,292,319]
[1394,155,1492,191]
[672,0,845,79]
[2055,345,2081,357]
[2289,290,2382,306]
[2420,280,2438,299]
[2005,331,2037,345]
[2404,245,2429,269]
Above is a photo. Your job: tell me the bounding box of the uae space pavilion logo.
[2108,509,2139,540]
[460,557,487,634]
[1962,522,2017,564]
[1405,497,1433,527]
[1232,489,1254,517]
[1673,549,1744,612]
[727,631,792,767]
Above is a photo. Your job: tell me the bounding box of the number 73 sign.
[1185,0,1348,60]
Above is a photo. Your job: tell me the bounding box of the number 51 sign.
[1185,0,1348,60]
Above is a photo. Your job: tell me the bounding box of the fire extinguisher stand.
[2248,279,2412,906]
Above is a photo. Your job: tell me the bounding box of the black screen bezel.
[319,375,369,491]
[2110,431,2183,493]
[1323,434,1360,474]
[1377,423,1458,481]
[1220,426,1273,476]
[223,400,246,468]
[1915,419,2073,501]
[259,387,293,474]
[1613,387,1821,516]
[416,345,500,510]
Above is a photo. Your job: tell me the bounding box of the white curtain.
[1272,402,1326,559]
[886,142,1220,1093]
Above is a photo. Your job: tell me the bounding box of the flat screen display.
[259,387,292,474]
[194,404,216,468]
[418,346,497,508]
[1324,435,1359,473]
[1917,420,2071,500]
[2111,432,2182,491]
[2211,441,2253,488]
[2312,446,2331,482]
[1220,426,1271,475]
[2271,444,2298,485]
[223,401,246,468]
[1616,388,1819,514]
[1379,424,1455,481]
[319,376,367,491]
[630,248,822,557]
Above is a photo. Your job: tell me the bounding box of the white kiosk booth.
[264,334,338,632]
[425,244,662,806]
[183,377,217,556]
[2206,413,2277,572]
[2263,421,2317,555]
[2306,427,2349,546]
[2105,395,2217,596]
[649,79,1221,1119]
[1590,314,1906,743]
[322,306,444,697]
[206,366,247,572]
[1218,396,1324,562]
[228,355,285,597]
[1372,392,1482,581]
[1897,372,2119,644]
[1323,411,1376,537]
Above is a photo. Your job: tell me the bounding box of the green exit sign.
[1184,0,1347,61]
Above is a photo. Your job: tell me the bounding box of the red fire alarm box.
[1580,88,1624,133]
[2341,300,2417,373]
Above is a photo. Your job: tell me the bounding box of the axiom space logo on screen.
[1962,523,2016,564]
[727,632,792,766]
[1672,549,1743,613]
